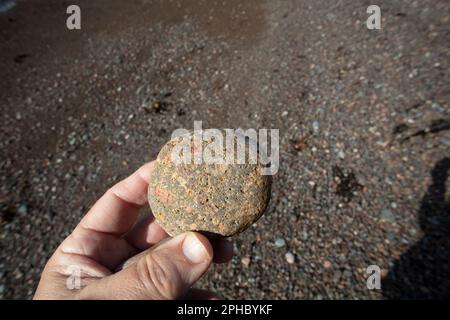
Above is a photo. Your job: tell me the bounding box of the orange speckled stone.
[148,131,271,237]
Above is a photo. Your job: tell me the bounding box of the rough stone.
[148,131,272,237]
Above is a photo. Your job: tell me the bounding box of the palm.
[34,161,232,299]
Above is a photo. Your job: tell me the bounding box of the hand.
[34,161,233,299]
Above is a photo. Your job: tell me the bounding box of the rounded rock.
[148,130,272,237]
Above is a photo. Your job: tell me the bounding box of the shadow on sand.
[382,157,450,299]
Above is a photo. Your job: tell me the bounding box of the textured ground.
[0,0,449,299]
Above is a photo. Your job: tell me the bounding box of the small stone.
[302,230,308,240]
[323,260,332,269]
[343,270,352,278]
[312,121,320,133]
[274,238,286,248]
[17,204,28,215]
[326,13,336,21]
[409,227,417,236]
[441,138,450,147]
[136,86,144,95]
[241,256,250,268]
[333,270,342,283]
[381,209,395,222]
[337,150,345,159]
[285,252,295,264]
[281,111,288,117]
[431,103,444,112]
[408,69,418,78]
[386,232,396,243]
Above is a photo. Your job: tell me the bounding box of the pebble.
[285,252,295,264]
[274,238,286,248]
[431,103,445,112]
[17,204,28,215]
[343,270,352,278]
[441,138,450,147]
[302,230,308,240]
[241,256,251,268]
[312,120,320,133]
[323,260,332,269]
[337,150,346,159]
[333,270,342,283]
[381,209,395,222]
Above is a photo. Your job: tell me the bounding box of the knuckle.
[136,254,182,299]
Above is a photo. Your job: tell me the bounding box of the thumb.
[79,232,213,299]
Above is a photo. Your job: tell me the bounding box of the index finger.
[78,161,155,236]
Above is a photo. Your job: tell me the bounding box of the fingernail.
[182,233,210,264]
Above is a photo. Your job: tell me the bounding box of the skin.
[34,161,233,300]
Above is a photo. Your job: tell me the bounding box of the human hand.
[34,161,233,299]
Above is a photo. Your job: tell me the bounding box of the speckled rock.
[148,130,271,237]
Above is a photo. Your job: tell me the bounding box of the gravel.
[285,252,295,264]
[0,0,449,299]
[274,238,286,248]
